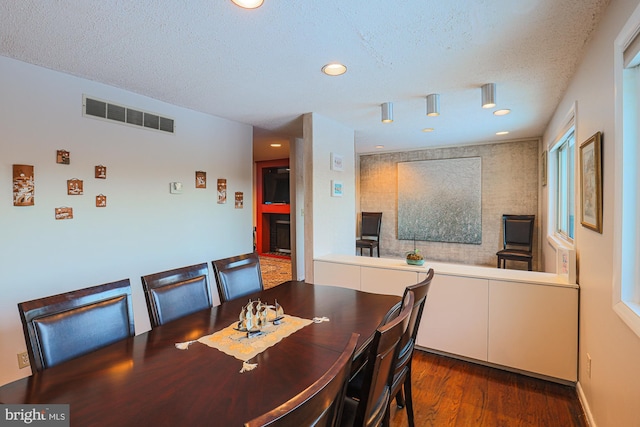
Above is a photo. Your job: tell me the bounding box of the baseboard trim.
[576,381,596,427]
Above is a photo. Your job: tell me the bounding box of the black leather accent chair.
[212,252,264,303]
[18,279,135,372]
[496,214,535,271]
[141,263,212,328]
[244,333,359,427]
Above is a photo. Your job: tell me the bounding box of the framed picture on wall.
[331,153,344,171]
[579,131,602,233]
[331,180,343,197]
[541,151,547,187]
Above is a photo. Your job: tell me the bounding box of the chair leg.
[395,388,405,409]
[404,371,416,427]
[369,247,373,257]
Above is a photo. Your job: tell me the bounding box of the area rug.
[260,256,292,289]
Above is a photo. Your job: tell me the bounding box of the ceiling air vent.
[83,95,174,134]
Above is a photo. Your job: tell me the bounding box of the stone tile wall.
[358,139,539,269]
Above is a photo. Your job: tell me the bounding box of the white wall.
[541,0,640,425]
[0,56,254,386]
[303,113,356,281]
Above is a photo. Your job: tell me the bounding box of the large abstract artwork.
[398,157,482,244]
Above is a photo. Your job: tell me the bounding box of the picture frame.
[579,131,602,233]
[56,150,70,165]
[331,180,343,197]
[217,178,227,203]
[95,165,107,179]
[196,171,206,188]
[330,153,344,171]
[67,178,83,195]
[13,164,35,206]
[541,150,547,187]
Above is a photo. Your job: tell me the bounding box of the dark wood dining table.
[0,281,400,426]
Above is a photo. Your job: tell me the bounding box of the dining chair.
[212,252,264,303]
[18,279,135,372]
[388,269,434,427]
[356,212,382,257]
[141,263,212,328]
[496,214,535,270]
[340,291,414,427]
[244,333,359,427]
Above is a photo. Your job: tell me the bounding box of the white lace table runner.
[176,314,314,371]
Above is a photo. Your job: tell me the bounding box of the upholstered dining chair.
[212,252,264,303]
[356,212,382,257]
[340,292,414,427]
[244,333,359,427]
[141,263,212,328]
[18,279,135,372]
[496,214,535,271]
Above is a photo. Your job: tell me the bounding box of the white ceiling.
[0,0,609,154]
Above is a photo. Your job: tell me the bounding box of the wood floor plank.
[389,350,587,427]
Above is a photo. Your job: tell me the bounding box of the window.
[552,128,575,241]
[613,4,640,338]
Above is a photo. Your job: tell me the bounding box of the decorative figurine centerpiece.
[236,299,284,337]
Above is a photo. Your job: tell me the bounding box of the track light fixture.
[482,83,496,109]
[426,94,440,116]
[381,102,393,123]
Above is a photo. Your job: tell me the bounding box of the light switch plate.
[170,182,183,194]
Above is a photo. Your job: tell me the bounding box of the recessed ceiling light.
[496,131,509,135]
[322,63,347,76]
[422,128,434,132]
[375,145,385,149]
[494,109,511,116]
[270,143,282,147]
[231,0,264,9]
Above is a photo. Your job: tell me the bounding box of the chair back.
[212,252,264,303]
[391,269,434,394]
[502,214,535,251]
[397,268,434,360]
[350,292,414,427]
[360,212,382,240]
[18,279,135,372]
[244,333,359,427]
[141,263,212,328]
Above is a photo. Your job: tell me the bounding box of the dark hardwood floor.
[389,350,587,427]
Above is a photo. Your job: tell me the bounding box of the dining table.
[0,281,401,426]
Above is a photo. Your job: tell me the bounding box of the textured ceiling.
[0,0,609,153]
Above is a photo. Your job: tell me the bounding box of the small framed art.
[13,164,34,206]
[95,165,107,179]
[56,150,70,165]
[217,179,227,203]
[67,179,83,195]
[196,171,206,188]
[580,131,603,233]
[331,180,343,197]
[55,207,73,220]
[331,153,344,171]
